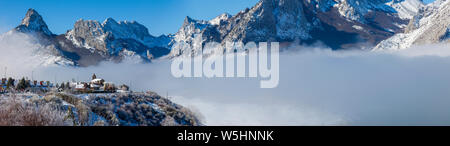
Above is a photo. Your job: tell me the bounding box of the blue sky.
[0,0,259,35]
[423,0,435,4]
[0,0,436,36]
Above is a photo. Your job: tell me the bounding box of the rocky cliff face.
[15,8,53,36]
[169,0,421,57]
[387,0,424,20]
[374,0,450,50]
[4,0,437,64]
[224,0,312,42]
[8,9,171,66]
[7,9,75,66]
[65,18,170,60]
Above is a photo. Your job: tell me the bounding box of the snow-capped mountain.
[15,8,53,36]
[209,13,232,26]
[7,9,74,66]
[374,0,450,50]
[5,9,171,67]
[169,0,425,57]
[169,16,225,57]
[3,0,436,65]
[65,18,170,55]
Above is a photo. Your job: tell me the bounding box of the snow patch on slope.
[334,0,397,22]
[373,0,450,50]
[387,0,425,20]
[209,13,231,26]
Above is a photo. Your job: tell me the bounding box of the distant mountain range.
[2,0,449,66]
[10,9,170,66]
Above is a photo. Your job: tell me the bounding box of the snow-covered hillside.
[333,0,423,21]
[387,0,425,20]
[0,92,201,126]
[374,0,450,50]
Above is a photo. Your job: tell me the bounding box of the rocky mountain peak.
[209,13,232,26]
[183,16,195,24]
[183,16,208,27]
[169,0,427,57]
[102,18,151,40]
[15,8,53,36]
[103,17,118,25]
[175,16,209,41]
[219,0,311,43]
[64,17,171,62]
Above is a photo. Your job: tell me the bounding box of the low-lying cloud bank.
[2,33,450,125]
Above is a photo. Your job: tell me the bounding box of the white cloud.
[0,32,47,78]
[381,44,450,57]
[0,32,73,79]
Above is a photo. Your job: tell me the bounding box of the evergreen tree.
[6,77,14,89]
[16,77,30,91]
[60,83,65,89]
[66,82,70,90]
